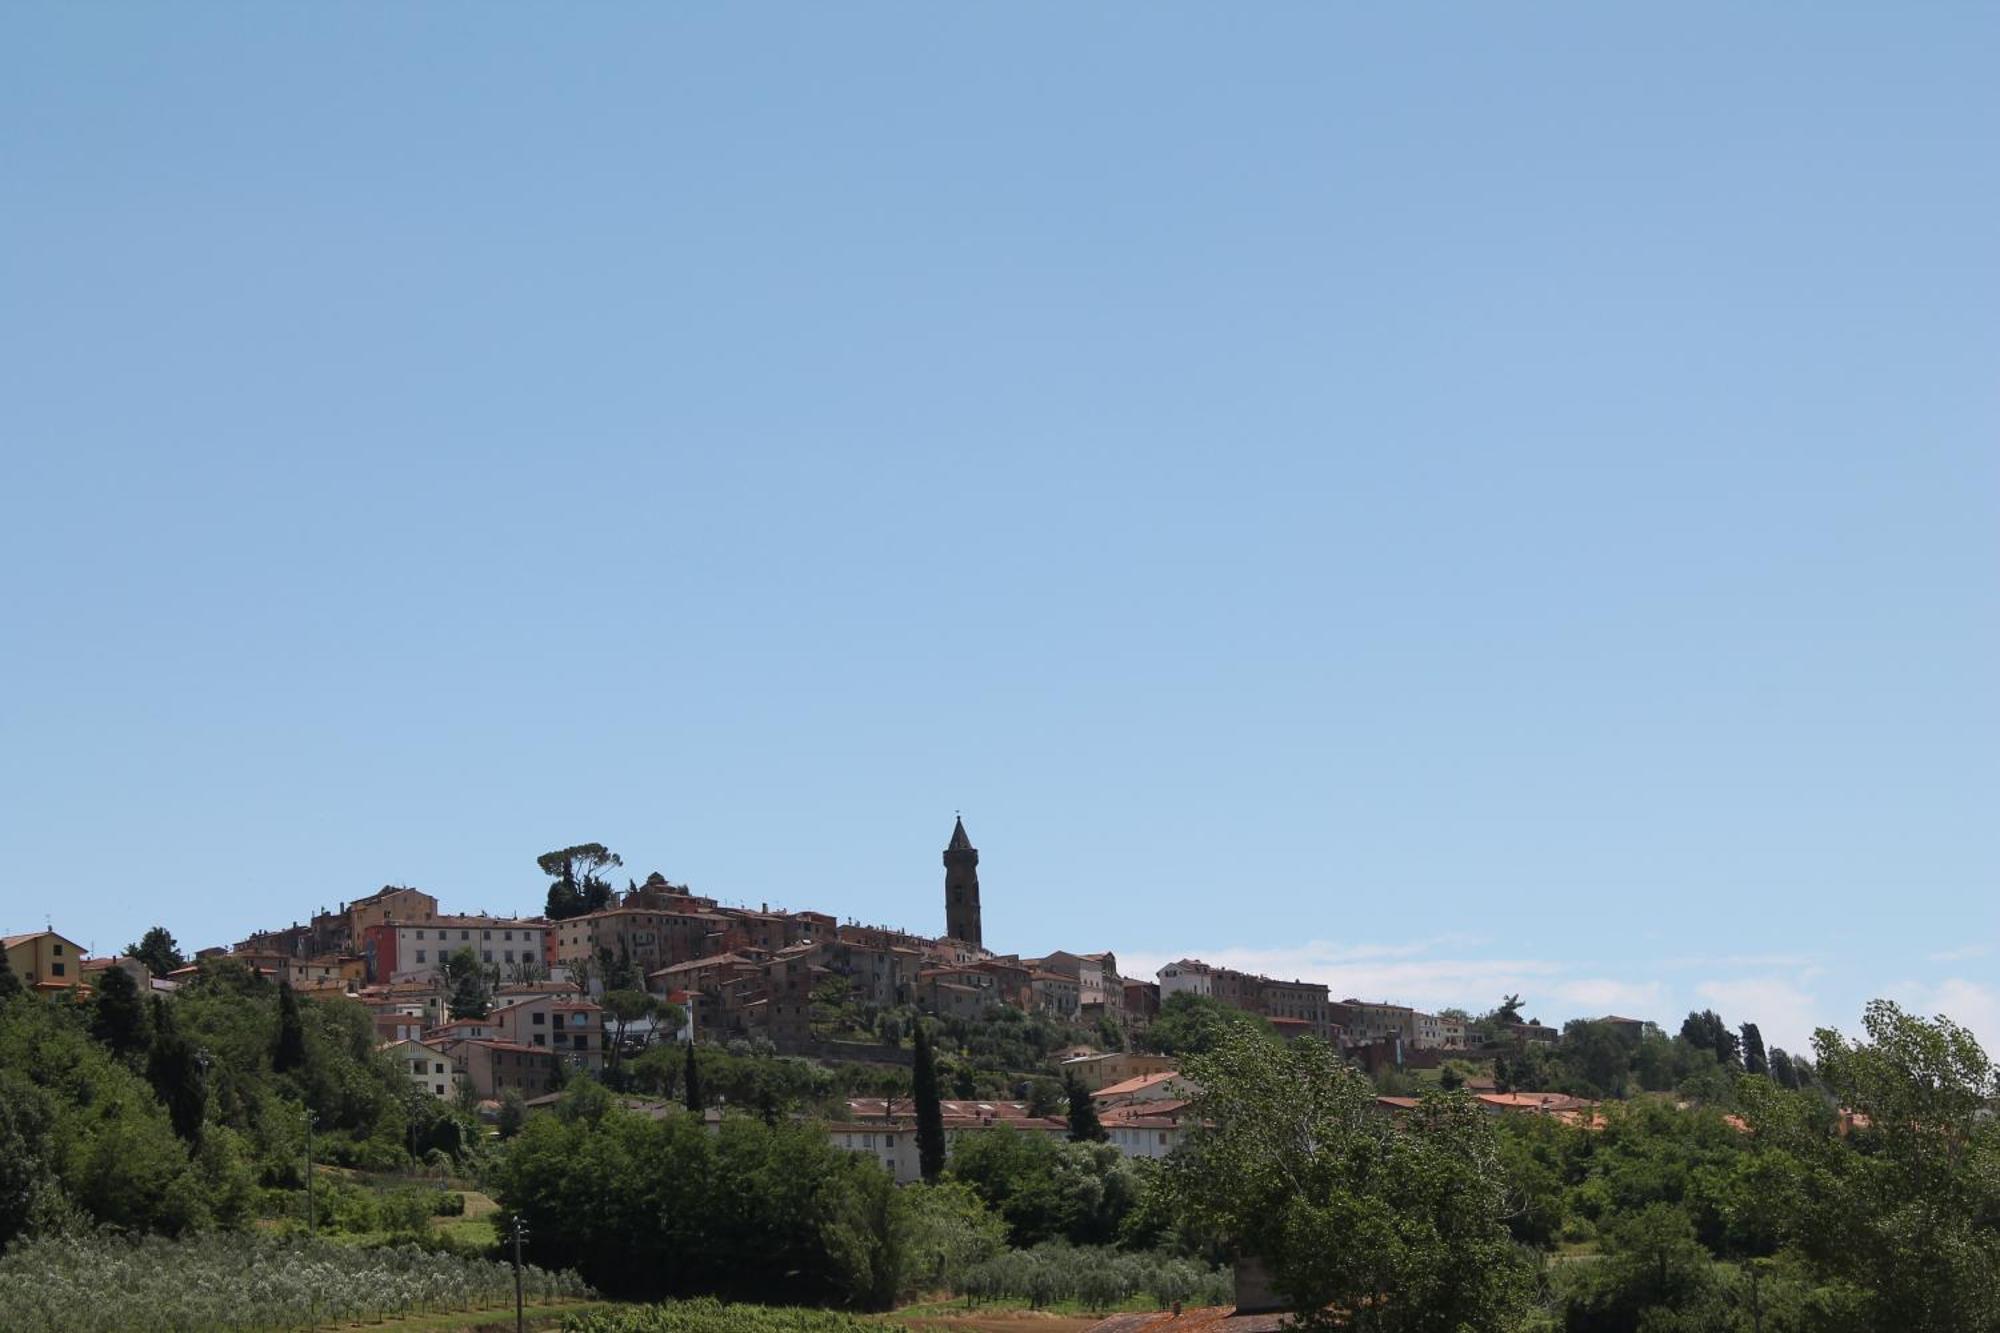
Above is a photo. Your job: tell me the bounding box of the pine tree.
[89,965,150,1058]
[683,1040,703,1115]
[273,980,308,1073]
[124,926,186,979]
[146,998,206,1143]
[912,1022,946,1182]
[1740,1022,1768,1078]
[1065,1071,1106,1143]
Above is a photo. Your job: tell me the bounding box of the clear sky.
[3,5,1995,1056]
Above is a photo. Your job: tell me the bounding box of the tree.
[1492,993,1525,1025]
[443,947,491,1020]
[145,997,206,1143]
[1740,1022,1768,1077]
[496,1088,528,1139]
[1164,1031,1530,1331]
[272,980,307,1074]
[1143,992,1280,1057]
[602,989,656,1074]
[124,926,187,979]
[912,1022,946,1183]
[1679,1009,1740,1068]
[1773,1002,2000,1331]
[0,963,21,1001]
[683,1040,703,1114]
[89,965,150,1059]
[539,843,623,921]
[1065,1071,1105,1143]
[1768,1046,1799,1090]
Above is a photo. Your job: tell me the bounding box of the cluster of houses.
[6,819,1591,1141]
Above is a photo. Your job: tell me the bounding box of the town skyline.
[27,812,1988,1058]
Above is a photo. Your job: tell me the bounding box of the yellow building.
[4,930,87,993]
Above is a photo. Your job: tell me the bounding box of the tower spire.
[942,816,982,948]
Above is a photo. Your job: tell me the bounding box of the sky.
[2,5,1995,1057]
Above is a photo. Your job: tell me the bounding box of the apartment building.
[363,916,549,983]
[456,1039,559,1099]
[1334,999,1416,1046]
[827,1099,1068,1184]
[490,994,605,1071]
[383,1037,457,1099]
[3,930,85,993]
[1158,960,1334,1041]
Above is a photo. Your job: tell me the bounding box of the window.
[460,930,469,941]
[51,962,64,977]
[532,1012,545,1025]
[504,951,515,963]
[434,1062,445,1074]
[504,930,513,941]
[483,930,492,940]
[53,943,63,956]
[533,1035,545,1046]
[482,951,492,963]
[416,950,427,963]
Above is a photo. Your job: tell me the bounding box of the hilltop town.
[7,818,1621,1145]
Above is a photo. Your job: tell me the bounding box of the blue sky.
[3,5,1994,1055]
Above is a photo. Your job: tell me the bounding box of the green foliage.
[443,947,491,1020]
[123,927,186,979]
[946,1124,1149,1248]
[540,843,622,921]
[1679,1010,1741,1069]
[912,1022,945,1183]
[1165,1030,1530,1331]
[494,1104,902,1307]
[0,1231,589,1332]
[0,996,233,1247]
[1767,1001,2000,1332]
[894,1180,1007,1295]
[87,966,149,1059]
[960,1241,1232,1312]
[1065,1071,1105,1143]
[145,998,207,1143]
[562,1300,876,1332]
[1141,992,1279,1057]
[0,966,21,1001]
[271,980,307,1074]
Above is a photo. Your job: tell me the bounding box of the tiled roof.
[1096,1071,1183,1100]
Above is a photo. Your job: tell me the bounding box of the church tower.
[943,815,982,947]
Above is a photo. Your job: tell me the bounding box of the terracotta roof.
[462,1039,553,1056]
[1096,1071,1183,1100]
[3,931,77,949]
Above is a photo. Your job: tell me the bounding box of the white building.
[382,1037,458,1099]
[374,917,549,983]
[1157,959,1213,998]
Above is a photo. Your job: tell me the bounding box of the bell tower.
[943,815,982,947]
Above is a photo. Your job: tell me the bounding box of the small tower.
[943,816,982,947]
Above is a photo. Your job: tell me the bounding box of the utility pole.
[509,1214,530,1333]
[304,1110,319,1238]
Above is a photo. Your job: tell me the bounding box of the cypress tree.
[0,963,21,1000]
[146,998,206,1142]
[274,980,307,1073]
[683,1040,703,1115]
[1741,1023,1769,1078]
[89,965,150,1058]
[913,1021,946,1182]
[1065,1071,1106,1143]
